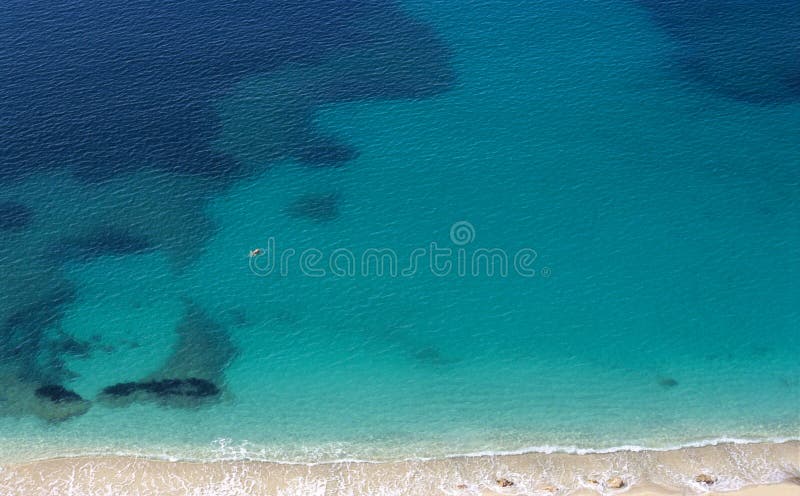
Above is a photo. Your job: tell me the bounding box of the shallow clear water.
[0,0,799,463]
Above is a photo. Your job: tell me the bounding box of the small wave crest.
[439,435,800,460]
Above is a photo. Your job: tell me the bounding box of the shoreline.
[3,435,798,465]
[2,441,798,495]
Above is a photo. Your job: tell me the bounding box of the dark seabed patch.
[294,136,360,167]
[53,331,92,358]
[99,302,235,408]
[0,374,91,422]
[100,378,220,403]
[30,383,90,422]
[221,307,251,329]
[0,202,33,231]
[635,0,800,103]
[286,193,341,223]
[0,0,453,178]
[151,301,237,383]
[0,285,76,385]
[61,226,154,261]
[411,346,460,367]
[0,0,452,420]
[658,377,679,388]
[34,384,83,403]
[0,170,217,420]
[376,320,462,367]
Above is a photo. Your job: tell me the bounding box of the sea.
[0,0,798,491]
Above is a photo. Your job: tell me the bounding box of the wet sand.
[1,441,798,495]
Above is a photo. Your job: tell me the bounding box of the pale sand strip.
[1,442,798,495]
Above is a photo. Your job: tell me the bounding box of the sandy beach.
[1,441,798,495]
[2,1,800,495]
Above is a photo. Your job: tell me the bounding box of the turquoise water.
[1,0,799,463]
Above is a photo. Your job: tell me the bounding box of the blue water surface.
[0,0,798,462]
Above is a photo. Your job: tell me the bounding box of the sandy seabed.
[1,441,798,495]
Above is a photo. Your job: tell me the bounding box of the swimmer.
[249,248,263,258]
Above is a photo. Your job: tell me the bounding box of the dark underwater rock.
[16,382,92,422]
[150,378,219,397]
[34,384,83,403]
[100,378,220,402]
[101,382,139,397]
[497,478,515,487]
[286,193,340,223]
[0,276,81,419]
[0,202,33,231]
[98,302,233,408]
[694,474,717,485]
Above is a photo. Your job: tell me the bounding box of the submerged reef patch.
[0,0,453,421]
[98,302,235,408]
[53,331,93,358]
[0,169,217,421]
[0,294,97,422]
[100,378,220,401]
[0,284,76,385]
[34,384,83,403]
[0,374,90,422]
[636,0,800,103]
[152,301,237,382]
[31,384,90,422]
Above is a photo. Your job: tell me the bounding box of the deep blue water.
[0,0,452,179]
[0,0,799,466]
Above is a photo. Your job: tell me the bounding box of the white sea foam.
[2,439,797,496]
[437,436,800,461]
[6,435,798,466]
